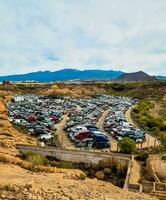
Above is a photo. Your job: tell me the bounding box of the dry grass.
[0,152,57,173]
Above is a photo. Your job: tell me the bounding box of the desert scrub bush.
[72,171,86,180]
[136,152,149,162]
[22,151,48,166]
[57,161,74,169]
[118,138,136,154]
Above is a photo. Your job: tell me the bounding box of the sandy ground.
[0,163,157,200]
[54,115,75,149]
[150,103,161,118]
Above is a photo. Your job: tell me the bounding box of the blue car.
[93,134,110,148]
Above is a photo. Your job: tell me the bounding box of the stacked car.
[67,124,110,148]
[8,95,72,146]
[103,96,145,143]
[64,96,114,148]
[8,94,143,149]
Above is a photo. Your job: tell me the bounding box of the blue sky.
[0,0,166,76]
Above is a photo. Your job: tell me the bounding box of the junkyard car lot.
[64,97,111,148]
[7,94,145,150]
[8,95,73,147]
[103,96,145,143]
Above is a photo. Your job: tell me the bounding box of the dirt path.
[54,115,75,149]
[150,103,161,118]
[76,105,81,111]
[125,107,160,148]
[96,109,118,152]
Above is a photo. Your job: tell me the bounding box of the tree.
[118,138,136,154]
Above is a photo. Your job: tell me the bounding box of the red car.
[111,128,118,138]
[74,130,92,140]
[28,115,37,122]
[51,116,59,123]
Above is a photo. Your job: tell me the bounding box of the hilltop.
[116,71,156,82]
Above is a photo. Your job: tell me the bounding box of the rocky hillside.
[0,100,37,149]
[0,163,157,200]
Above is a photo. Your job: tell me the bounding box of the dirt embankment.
[0,100,37,151]
[0,163,157,200]
[0,81,165,100]
[0,83,106,98]
[46,84,106,98]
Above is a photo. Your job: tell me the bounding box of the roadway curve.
[96,107,160,152]
[125,107,160,148]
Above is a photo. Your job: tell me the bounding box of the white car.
[39,134,53,140]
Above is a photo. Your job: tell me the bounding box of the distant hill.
[116,71,156,82]
[156,76,166,80]
[0,69,123,82]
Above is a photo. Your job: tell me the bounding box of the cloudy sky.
[0,0,166,76]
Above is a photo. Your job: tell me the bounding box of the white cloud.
[0,0,166,75]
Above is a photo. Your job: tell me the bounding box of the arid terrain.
[1,81,165,200]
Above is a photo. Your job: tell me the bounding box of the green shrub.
[118,138,136,154]
[23,151,48,167]
[160,133,166,148]
[133,100,166,138]
[58,161,74,169]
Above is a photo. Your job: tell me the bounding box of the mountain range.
[0,69,165,82]
[0,69,123,82]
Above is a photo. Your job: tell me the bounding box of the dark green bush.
[136,152,149,162]
[133,100,166,138]
[58,161,74,169]
[118,138,136,154]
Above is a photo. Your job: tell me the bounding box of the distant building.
[12,96,25,102]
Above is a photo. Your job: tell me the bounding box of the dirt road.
[125,107,160,148]
[96,109,118,152]
[54,115,75,149]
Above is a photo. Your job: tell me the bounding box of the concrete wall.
[147,155,166,180]
[129,159,141,184]
[124,156,142,193]
[16,144,131,165]
[142,181,166,193]
[142,181,155,193]
[16,144,132,190]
